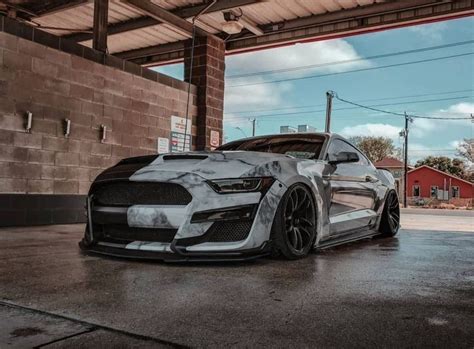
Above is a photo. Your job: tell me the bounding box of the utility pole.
[325,91,334,133]
[251,118,256,137]
[402,112,412,208]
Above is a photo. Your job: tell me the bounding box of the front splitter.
[79,240,270,263]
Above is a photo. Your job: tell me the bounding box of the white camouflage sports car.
[80,133,400,261]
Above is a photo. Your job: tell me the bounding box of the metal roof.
[1,0,473,65]
[24,0,384,54]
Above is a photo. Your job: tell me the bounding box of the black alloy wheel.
[272,184,317,259]
[380,190,400,237]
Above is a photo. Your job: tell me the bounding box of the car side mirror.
[328,151,359,165]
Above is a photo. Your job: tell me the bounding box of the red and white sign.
[210,130,220,149]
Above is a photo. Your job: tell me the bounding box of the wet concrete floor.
[0,221,473,348]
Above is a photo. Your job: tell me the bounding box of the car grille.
[99,224,177,243]
[92,181,192,207]
[206,221,253,242]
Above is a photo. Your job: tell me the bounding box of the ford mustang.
[80,133,400,261]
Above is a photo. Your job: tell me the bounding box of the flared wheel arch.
[270,181,321,259]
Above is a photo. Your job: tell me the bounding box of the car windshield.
[217,135,326,159]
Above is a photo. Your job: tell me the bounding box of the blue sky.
[155,17,473,163]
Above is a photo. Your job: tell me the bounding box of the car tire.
[271,183,317,260]
[379,190,400,237]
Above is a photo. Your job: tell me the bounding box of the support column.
[184,35,225,150]
[93,0,108,52]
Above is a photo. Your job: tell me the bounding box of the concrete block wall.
[0,17,198,226]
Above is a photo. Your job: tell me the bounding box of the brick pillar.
[184,35,225,151]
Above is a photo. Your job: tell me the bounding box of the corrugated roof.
[30,0,382,54]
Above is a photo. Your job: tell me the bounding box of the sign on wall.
[210,130,220,150]
[157,137,169,154]
[171,116,192,152]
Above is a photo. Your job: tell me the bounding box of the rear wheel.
[271,184,317,259]
[379,190,400,237]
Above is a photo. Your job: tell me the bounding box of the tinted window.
[218,135,326,159]
[327,139,369,165]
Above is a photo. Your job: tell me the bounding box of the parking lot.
[0,208,472,348]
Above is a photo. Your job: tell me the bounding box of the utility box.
[298,125,317,133]
[280,126,297,134]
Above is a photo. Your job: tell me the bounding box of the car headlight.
[207,177,275,194]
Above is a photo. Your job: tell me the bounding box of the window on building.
[451,186,460,198]
[430,186,438,198]
[413,185,420,197]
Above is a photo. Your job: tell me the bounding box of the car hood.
[129,151,297,181]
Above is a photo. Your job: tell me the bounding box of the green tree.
[415,156,467,179]
[349,136,399,163]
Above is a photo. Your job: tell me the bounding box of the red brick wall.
[184,35,225,150]
[0,31,197,195]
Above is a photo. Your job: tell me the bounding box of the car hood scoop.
[130,151,291,180]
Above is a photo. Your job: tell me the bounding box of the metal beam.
[93,0,108,52]
[121,0,205,38]
[226,0,474,53]
[65,0,260,42]
[117,0,474,66]
[0,0,90,18]
[115,41,185,61]
[239,15,264,36]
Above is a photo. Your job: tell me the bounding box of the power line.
[227,40,474,79]
[225,96,473,121]
[227,52,474,88]
[225,89,473,115]
[333,93,473,120]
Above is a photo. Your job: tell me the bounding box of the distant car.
[80,133,400,261]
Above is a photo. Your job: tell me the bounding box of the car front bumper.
[80,175,286,261]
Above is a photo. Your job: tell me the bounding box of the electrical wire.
[225,89,473,115]
[225,96,473,121]
[227,40,474,79]
[227,52,474,88]
[333,93,473,120]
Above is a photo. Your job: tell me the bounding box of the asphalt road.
[0,210,473,348]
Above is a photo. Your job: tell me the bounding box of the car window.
[326,139,369,166]
[217,135,326,159]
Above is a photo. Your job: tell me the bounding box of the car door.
[325,139,378,235]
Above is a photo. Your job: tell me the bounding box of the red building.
[407,165,473,206]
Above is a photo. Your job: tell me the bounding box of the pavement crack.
[0,300,190,349]
[33,328,97,348]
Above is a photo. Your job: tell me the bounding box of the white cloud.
[226,39,369,78]
[449,140,461,148]
[224,79,291,112]
[224,77,292,126]
[407,102,474,134]
[339,123,403,141]
[408,22,448,43]
[223,39,368,131]
[443,102,474,114]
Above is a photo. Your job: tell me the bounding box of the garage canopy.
[1,0,473,66]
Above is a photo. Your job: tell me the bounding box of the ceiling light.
[222,21,244,34]
[222,11,244,34]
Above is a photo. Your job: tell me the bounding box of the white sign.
[171,115,192,134]
[171,132,191,152]
[210,130,220,149]
[170,115,192,152]
[157,137,169,154]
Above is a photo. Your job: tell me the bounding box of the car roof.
[220,132,335,146]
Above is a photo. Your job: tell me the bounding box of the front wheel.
[271,184,317,260]
[379,190,400,237]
